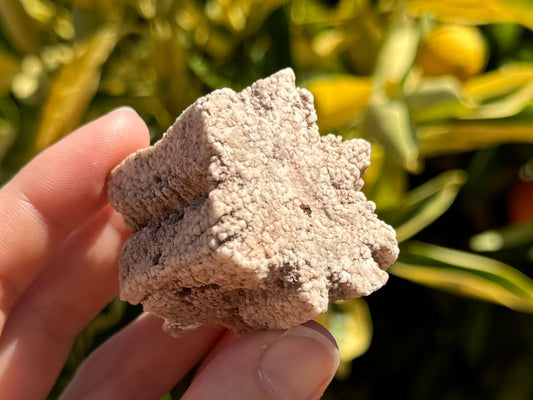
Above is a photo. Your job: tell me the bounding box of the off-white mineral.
[108,68,398,335]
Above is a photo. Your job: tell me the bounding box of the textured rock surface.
[108,68,399,335]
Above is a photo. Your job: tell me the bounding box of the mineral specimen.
[108,68,398,335]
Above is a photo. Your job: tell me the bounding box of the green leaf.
[305,74,372,132]
[362,100,420,172]
[363,143,408,210]
[418,118,533,157]
[408,0,515,25]
[188,54,235,90]
[409,0,533,32]
[0,119,16,165]
[501,0,533,31]
[489,23,524,51]
[0,96,19,166]
[464,63,533,102]
[34,27,118,152]
[390,241,533,313]
[315,299,372,379]
[0,0,48,54]
[0,52,20,96]
[379,170,467,242]
[405,76,475,122]
[462,81,533,119]
[470,222,533,252]
[373,22,420,99]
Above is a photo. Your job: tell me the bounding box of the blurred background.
[1,0,533,399]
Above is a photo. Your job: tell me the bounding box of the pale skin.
[0,108,340,399]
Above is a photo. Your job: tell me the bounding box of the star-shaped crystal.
[108,68,398,334]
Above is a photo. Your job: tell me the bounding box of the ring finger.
[0,206,130,399]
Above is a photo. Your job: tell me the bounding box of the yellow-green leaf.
[409,0,533,31]
[406,76,475,122]
[408,0,514,25]
[418,119,533,157]
[500,0,533,31]
[0,0,47,54]
[0,97,19,165]
[362,100,420,172]
[34,27,118,152]
[391,241,533,313]
[315,299,373,379]
[464,64,533,101]
[0,52,20,96]
[373,22,420,99]
[379,170,467,242]
[188,54,235,90]
[0,119,16,164]
[463,81,533,120]
[305,75,372,132]
[363,143,408,210]
[470,222,533,252]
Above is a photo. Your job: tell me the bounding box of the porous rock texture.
[108,68,399,335]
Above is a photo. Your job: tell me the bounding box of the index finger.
[0,108,149,332]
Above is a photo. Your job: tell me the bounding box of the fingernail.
[259,323,340,399]
[108,106,138,116]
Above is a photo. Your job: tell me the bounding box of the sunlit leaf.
[19,0,56,25]
[464,64,533,101]
[362,100,420,172]
[410,0,533,31]
[34,27,118,152]
[379,170,467,242]
[0,120,16,165]
[0,0,47,54]
[408,0,514,25]
[315,299,372,379]
[391,241,533,313]
[363,143,408,210]
[0,97,19,165]
[463,81,533,120]
[188,54,235,90]
[207,0,288,35]
[405,76,475,122]
[68,0,126,23]
[289,0,366,25]
[305,75,372,132]
[373,21,420,98]
[470,222,533,252]
[311,29,348,59]
[500,0,533,31]
[418,118,533,157]
[0,52,20,96]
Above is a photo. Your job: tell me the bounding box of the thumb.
[183,321,340,400]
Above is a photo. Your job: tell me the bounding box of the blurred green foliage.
[1,0,533,399]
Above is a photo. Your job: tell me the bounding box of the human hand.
[0,108,340,399]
